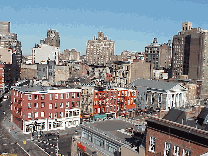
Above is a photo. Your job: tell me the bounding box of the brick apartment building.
[93,87,137,115]
[144,38,172,70]
[86,32,114,65]
[11,86,81,134]
[146,115,208,156]
[171,22,208,99]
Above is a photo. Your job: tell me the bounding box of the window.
[94,108,97,113]
[55,94,58,99]
[41,112,45,117]
[55,103,58,108]
[182,149,191,156]
[28,103,32,108]
[28,113,32,119]
[66,93,69,99]
[34,95,38,100]
[28,94,32,100]
[41,94,45,100]
[149,137,156,152]
[49,104,52,109]
[60,103,63,108]
[72,101,74,107]
[60,93,63,99]
[72,93,75,98]
[164,142,171,156]
[66,102,69,108]
[41,102,45,108]
[77,93,79,98]
[60,112,63,118]
[173,146,180,156]
[77,101,80,107]
[95,93,98,98]
[94,101,97,105]
[49,94,53,100]
[55,112,58,118]
[34,103,38,109]
[34,112,38,118]
[49,113,52,119]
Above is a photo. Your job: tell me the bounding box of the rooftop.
[129,78,183,91]
[12,85,81,93]
[82,120,136,146]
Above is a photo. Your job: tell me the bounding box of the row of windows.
[149,137,191,156]
[27,93,80,100]
[94,98,136,105]
[94,105,127,113]
[95,91,136,98]
[28,111,65,119]
[27,101,80,109]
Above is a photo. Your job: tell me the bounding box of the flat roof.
[12,85,81,93]
[83,120,135,146]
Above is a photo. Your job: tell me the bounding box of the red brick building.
[11,86,81,134]
[146,116,208,156]
[0,64,4,93]
[93,87,136,115]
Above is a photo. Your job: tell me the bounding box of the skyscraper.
[144,38,172,70]
[86,32,114,65]
[0,21,22,82]
[172,22,208,98]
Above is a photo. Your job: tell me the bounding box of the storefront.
[23,119,47,134]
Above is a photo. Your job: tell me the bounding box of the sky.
[0,0,208,56]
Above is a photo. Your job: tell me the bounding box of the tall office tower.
[144,38,172,70]
[172,22,208,98]
[44,29,60,47]
[0,21,10,33]
[86,32,114,65]
[0,21,22,82]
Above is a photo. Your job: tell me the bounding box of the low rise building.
[93,87,136,115]
[130,79,187,111]
[185,83,197,106]
[152,69,168,80]
[71,120,144,156]
[146,109,208,156]
[11,85,81,134]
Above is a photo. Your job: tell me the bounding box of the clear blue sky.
[1,0,208,56]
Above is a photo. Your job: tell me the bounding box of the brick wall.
[146,127,208,156]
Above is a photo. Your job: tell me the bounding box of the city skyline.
[1,0,208,55]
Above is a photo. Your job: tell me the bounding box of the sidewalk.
[1,114,49,156]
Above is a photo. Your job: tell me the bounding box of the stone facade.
[86,32,114,65]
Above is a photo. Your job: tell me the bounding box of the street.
[0,92,28,155]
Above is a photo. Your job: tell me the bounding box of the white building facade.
[32,44,59,65]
